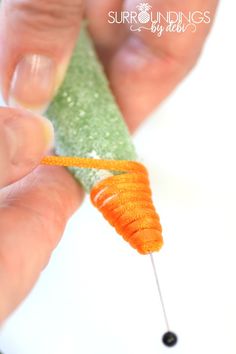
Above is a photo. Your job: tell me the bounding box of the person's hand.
[0,0,218,323]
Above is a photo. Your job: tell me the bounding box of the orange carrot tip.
[42,156,163,254]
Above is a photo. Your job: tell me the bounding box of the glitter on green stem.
[46,26,137,192]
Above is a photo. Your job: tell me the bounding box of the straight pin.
[149,253,178,347]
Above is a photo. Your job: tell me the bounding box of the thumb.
[0,0,83,113]
[0,107,54,188]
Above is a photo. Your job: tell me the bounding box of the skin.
[0,0,218,323]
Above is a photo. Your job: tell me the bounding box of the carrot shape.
[44,27,163,254]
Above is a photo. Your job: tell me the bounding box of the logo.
[108,2,211,37]
[136,3,152,24]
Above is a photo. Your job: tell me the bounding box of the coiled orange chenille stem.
[41,156,163,254]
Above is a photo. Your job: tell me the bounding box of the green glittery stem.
[46,27,137,192]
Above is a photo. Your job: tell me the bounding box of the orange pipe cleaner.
[41,156,163,254]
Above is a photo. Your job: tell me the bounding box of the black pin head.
[162,331,178,347]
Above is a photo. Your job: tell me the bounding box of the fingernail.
[37,115,55,151]
[3,111,54,166]
[120,36,156,69]
[8,54,56,113]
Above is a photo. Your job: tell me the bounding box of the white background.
[0,1,236,353]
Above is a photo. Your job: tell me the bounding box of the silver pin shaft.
[149,252,170,331]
